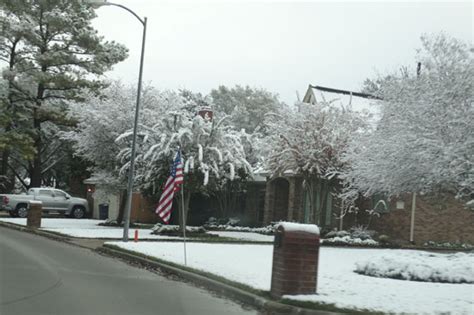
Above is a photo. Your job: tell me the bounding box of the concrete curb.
[99,245,344,315]
[0,221,70,243]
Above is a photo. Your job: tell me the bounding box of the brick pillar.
[27,201,42,229]
[270,223,320,298]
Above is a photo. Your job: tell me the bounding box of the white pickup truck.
[0,187,90,218]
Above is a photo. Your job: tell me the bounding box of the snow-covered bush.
[323,227,379,246]
[204,221,277,235]
[323,236,379,247]
[423,241,474,250]
[350,226,377,240]
[355,252,474,284]
[151,224,207,235]
[324,230,350,238]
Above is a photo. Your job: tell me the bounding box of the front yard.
[106,242,474,315]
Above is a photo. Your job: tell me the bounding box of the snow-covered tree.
[0,0,128,188]
[65,83,253,222]
[63,82,163,223]
[343,34,473,204]
[264,101,368,219]
[117,90,253,220]
[210,85,286,133]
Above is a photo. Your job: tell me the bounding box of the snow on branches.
[65,83,253,197]
[343,34,473,203]
[111,90,252,193]
[264,101,368,180]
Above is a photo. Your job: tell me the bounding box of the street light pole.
[88,0,147,242]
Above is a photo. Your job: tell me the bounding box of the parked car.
[0,188,90,219]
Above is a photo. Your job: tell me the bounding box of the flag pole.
[180,150,187,266]
[181,187,187,265]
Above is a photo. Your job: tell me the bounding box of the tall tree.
[0,0,128,188]
[117,89,252,222]
[210,85,286,133]
[264,101,368,221]
[343,34,473,204]
[65,83,253,222]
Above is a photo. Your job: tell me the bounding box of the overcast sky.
[91,0,472,104]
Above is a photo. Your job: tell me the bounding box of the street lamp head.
[85,0,109,8]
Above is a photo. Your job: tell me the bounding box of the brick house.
[243,84,474,244]
[244,85,379,230]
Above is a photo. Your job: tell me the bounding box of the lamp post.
[88,0,147,242]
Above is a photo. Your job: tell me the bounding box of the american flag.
[155,150,184,224]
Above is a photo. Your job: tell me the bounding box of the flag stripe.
[155,150,184,224]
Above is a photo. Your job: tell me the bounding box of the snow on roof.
[304,85,382,126]
[312,87,379,115]
[277,222,320,235]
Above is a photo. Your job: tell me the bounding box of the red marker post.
[134,230,138,242]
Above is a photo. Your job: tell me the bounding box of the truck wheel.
[16,205,28,218]
[71,206,85,219]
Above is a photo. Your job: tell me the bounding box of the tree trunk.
[116,189,127,225]
[0,150,11,193]
[29,114,43,188]
[306,178,315,223]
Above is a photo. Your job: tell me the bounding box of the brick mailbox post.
[270,222,320,298]
[27,200,42,229]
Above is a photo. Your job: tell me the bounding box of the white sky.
[91,0,472,104]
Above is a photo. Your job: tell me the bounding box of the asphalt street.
[0,226,259,315]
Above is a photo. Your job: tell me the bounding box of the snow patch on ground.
[0,218,106,229]
[207,231,274,242]
[108,242,272,291]
[206,224,275,235]
[355,251,474,283]
[0,218,179,239]
[0,218,273,242]
[107,242,474,314]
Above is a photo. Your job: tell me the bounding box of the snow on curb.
[355,251,474,284]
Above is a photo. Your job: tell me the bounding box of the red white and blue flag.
[155,150,184,224]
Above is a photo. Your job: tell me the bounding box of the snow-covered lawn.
[0,218,272,242]
[207,231,273,242]
[0,218,178,240]
[106,242,474,315]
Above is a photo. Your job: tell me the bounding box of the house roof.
[302,85,381,121]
